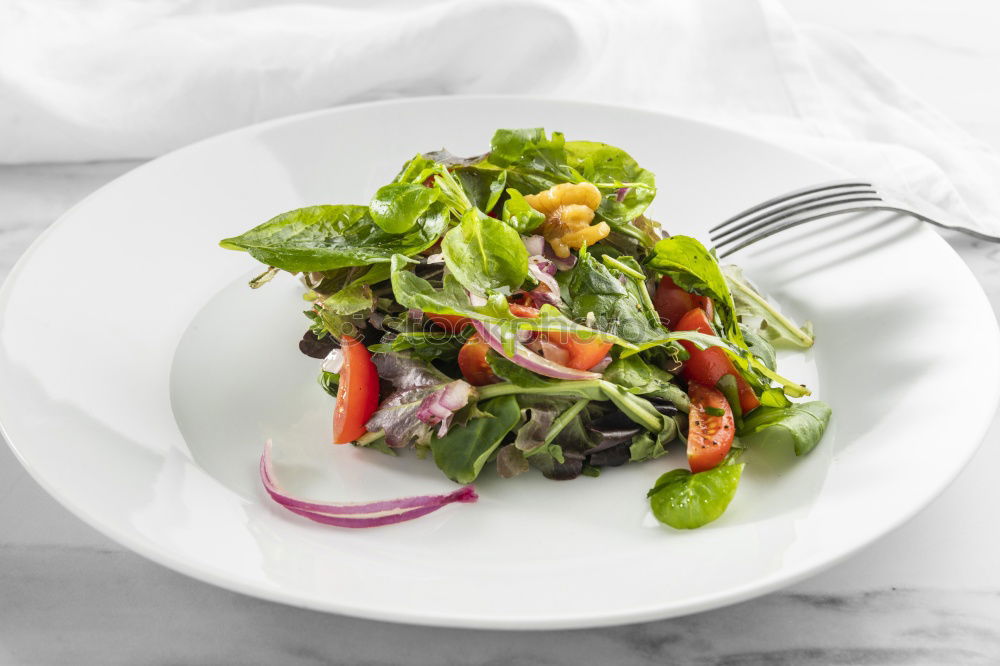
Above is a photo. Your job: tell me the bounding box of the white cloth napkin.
[2,0,998,235]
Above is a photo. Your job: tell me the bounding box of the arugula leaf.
[741,401,831,456]
[369,183,439,234]
[646,235,744,347]
[441,209,528,294]
[723,265,815,349]
[220,204,447,272]
[501,188,546,233]
[564,246,671,351]
[629,431,669,463]
[481,355,665,433]
[430,395,520,484]
[740,324,777,371]
[647,463,744,529]
[602,355,690,413]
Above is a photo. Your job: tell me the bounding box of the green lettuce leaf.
[741,401,831,456]
[220,203,447,272]
[369,183,440,234]
[430,395,520,484]
[441,209,528,294]
[647,463,744,529]
[723,265,815,349]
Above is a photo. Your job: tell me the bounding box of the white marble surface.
[2,2,1000,664]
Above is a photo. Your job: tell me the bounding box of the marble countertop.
[2,2,1000,664]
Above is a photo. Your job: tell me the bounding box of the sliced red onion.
[542,243,577,271]
[407,308,423,320]
[538,338,570,365]
[260,441,477,528]
[522,235,546,256]
[415,380,473,436]
[472,320,601,381]
[529,287,562,308]
[321,348,344,374]
[591,355,613,372]
[528,259,562,307]
[616,187,630,202]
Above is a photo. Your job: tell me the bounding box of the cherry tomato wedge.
[674,308,761,414]
[545,332,613,371]
[333,336,380,444]
[508,303,540,318]
[506,303,610,371]
[425,313,472,333]
[686,381,735,473]
[653,276,713,330]
[458,334,498,386]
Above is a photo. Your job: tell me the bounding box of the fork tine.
[715,202,891,257]
[710,180,874,234]
[712,193,882,247]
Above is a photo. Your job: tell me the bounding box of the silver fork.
[709,180,1000,257]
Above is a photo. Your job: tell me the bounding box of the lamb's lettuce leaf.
[741,401,831,456]
[501,188,545,233]
[220,203,447,272]
[648,462,744,529]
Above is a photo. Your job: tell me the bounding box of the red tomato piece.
[458,334,498,386]
[425,313,472,333]
[686,381,735,473]
[653,276,713,330]
[674,308,761,414]
[333,336,380,444]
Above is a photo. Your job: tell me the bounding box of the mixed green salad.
[222,128,830,530]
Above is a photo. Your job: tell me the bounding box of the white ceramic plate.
[1,97,997,629]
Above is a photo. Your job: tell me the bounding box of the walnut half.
[523,182,610,258]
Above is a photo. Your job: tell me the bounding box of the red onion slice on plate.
[260,441,477,528]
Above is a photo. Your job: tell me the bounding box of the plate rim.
[1,94,998,629]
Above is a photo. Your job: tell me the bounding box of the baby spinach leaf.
[723,265,815,349]
[646,235,744,347]
[501,188,546,233]
[565,140,657,244]
[452,167,507,213]
[741,401,831,456]
[220,203,447,272]
[441,209,528,294]
[430,395,520,484]
[488,128,577,180]
[369,183,439,234]
[647,463,744,529]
